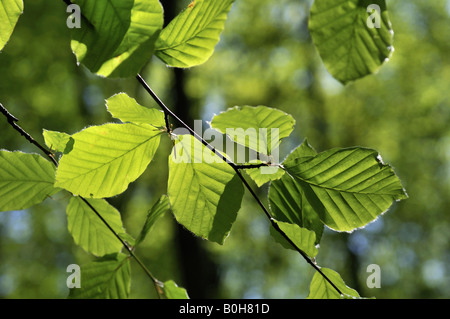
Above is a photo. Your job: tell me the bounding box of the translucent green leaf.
[106,93,165,128]
[155,0,235,68]
[66,197,125,257]
[0,151,60,212]
[245,163,285,187]
[68,253,131,299]
[43,129,73,154]
[161,280,189,299]
[307,268,360,299]
[283,139,317,162]
[168,135,244,244]
[210,105,295,156]
[270,220,318,258]
[70,0,163,77]
[284,147,408,232]
[0,0,23,51]
[55,123,162,198]
[268,141,324,243]
[269,175,324,244]
[135,195,170,246]
[309,0,394,84]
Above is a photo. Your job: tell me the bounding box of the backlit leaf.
[43,129,73,154]
[106,93,165,128]
[307,268,360,299]
[55,123,162,198]
[70,0,163,77]
[68,253,131,299]
[135,195,170,246]
[309,0,394,84]
[66,197,125,257]
[161,280,189,299]
[268,140,324,243]
[168,135,243,244]
[210,105,295,156]
[0,151,60,212]
[0,0,23,51]
[270,220,318,258]
[155,0,235,68]
[284,147,408,232]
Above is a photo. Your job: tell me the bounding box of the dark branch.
[234,163,271,169]
[1,103,58,166]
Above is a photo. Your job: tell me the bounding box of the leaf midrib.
[284,165,398,197]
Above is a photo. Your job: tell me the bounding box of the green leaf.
[307,268,360,299]
[284,147,408,232]
[283,139,317,162]
[161,280,189,299]
[269,172,324,244]
[0,0,23,51]
[268,141,324,243]
[245,139,316,187]
[70,0,163,77]
[270,220,318,258]
[43,129,73,154]
[66,197,125,257]
[308,0,394,84]
[55,123,162,198]
[155,0,235,68]
[168,135,244,244]
[106,93,165,128]
[210,105,295,156]
[0,151,60,212]
[135,195,170,246]
[68,253,131,299]
[245,163,285,187]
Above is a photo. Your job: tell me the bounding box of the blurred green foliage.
[0,0,448,298]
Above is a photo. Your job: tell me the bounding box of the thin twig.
[136,74,344,296]
[1,103,58,166]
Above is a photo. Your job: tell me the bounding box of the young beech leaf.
[155,0,235,68]
[283,147,408,232]
[0,0,23,51]
[309,0,394,84]
[161,280,189,299]
[135,195,171,246]
[106,93,165,128]
[268,140,324,244]
[270,220,318,258]
[168,135,244,244]
[66,197,126,257]
[210,105,296,156]
[70,0,163,78]
[55,123,162,198]
[0,151,60,212]
[68,253,131,299]
[245,162,285,187]
[43,129,73,154]
[307,268,360,299]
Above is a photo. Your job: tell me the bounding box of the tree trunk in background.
[161,0,220,299]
